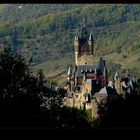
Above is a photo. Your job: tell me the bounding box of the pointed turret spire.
[94,67,97,74]
[89,33,92,40]
[67,65,72,76]
[88,33,93,46]
[74,35,79,46]
[75,35,78,41]
[83,72,87,82]
[103,67,106,76]
[93,67,97,80]
[67,65,72,81]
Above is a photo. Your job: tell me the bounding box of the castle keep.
[65,21,136,118]
[65,24,108,115]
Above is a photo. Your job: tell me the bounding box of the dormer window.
[90,69,93,73]
[81,69,84,73]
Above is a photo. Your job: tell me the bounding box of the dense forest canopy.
[0,4,140,86]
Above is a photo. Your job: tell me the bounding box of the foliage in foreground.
[1,47,140,128]
[0,47,91,128]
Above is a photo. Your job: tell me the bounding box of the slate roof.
[99,87,108,95]
[98,57,105,75]
[94,87,108,97]
[67,65,72,76]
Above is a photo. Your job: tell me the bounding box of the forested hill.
[0,4,140,85]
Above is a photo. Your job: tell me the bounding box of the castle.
[65,22,136,118]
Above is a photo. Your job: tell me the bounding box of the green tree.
[0,47,43,125]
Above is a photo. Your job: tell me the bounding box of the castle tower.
[67,65,72,81]
[74,35,79,66]
[88,33,94,54]
[74,20,94,66]
[97,57,108,87]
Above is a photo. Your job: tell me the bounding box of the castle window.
[90,69,93,73]
[77,86,81,91]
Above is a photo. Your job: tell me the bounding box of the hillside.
[0,4,140,86]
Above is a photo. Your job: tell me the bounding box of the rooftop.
[94,87,108,97]
[76,65,95,78]
[84,79,92,84]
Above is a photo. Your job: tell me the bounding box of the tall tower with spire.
[74,18,94,66]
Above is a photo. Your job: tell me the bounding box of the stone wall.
[78,54,93,65]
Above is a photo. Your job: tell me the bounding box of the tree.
[0,47,92,128]
[0,47,43,126]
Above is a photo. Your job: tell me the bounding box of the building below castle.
[64,22,136,118]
